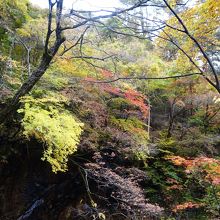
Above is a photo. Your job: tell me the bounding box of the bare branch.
[59,26,90,56]
[163,0,219,91]
[69,55,115,61]
[86,72,201,83]
[61,0,151,31]
[44,0,54,54]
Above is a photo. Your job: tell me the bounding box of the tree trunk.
[27,47,31,77]
[147,103,151,140]
[167,99,176,138]
[0,0,65,124]
[0,53,52,124]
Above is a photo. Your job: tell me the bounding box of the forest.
[0,0,219,219]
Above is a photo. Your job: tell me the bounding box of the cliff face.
[0,140,163,220]
[0,151,83,220]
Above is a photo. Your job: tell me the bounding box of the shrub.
[18,95,83,173]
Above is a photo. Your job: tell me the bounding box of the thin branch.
[44,0,54,54]
[69,55,115,61]
[148,20,219,91]
[59,26,90,56]
[61,0,151,31]
[0,18,32,76]
[85,72,201,83]
[163,0,219,90]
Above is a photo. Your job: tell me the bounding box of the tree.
[97,0,219,93]
[0,0,219,124]
[0,0,152,123]
[158,0,220,93]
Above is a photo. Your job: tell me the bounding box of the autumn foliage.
[167,156,220,186]
[173,202,204,213]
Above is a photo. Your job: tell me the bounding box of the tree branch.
[86,72,201,83]
[163,0,219,92]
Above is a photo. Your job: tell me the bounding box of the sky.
[30,0,123,10]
